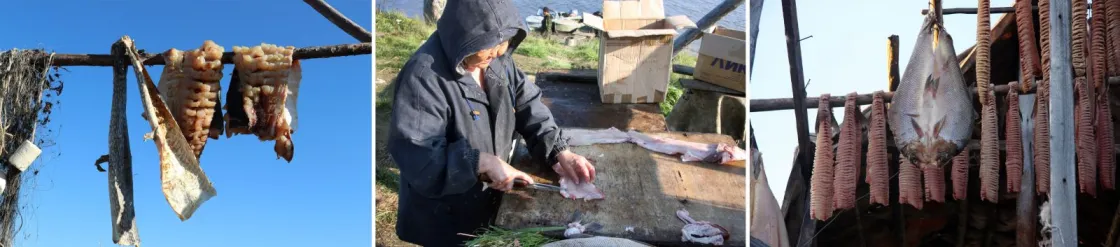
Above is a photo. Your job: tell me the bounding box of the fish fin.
[911,118,925,138]
[924,75,940,99]
[933,116,948,137]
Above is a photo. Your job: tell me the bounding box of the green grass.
[463,226,562,247]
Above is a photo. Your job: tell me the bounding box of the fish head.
[902,138,961,169]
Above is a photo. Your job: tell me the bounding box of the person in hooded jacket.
[387,0,597,246]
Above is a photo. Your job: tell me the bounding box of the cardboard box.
[583,0,694,104]
[694,27,747,93]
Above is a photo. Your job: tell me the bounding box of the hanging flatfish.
[889,0,974,171]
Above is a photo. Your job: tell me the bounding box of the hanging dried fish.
[900,158,924,209]
[228,44,302,162]
[1110,0,1120,75]
[1098,0,1117,190]
[1015,0,1042,82]
[952,148,969,200]
[867,91,890,206]
[1006,82,1023,193]
[1036,0,1053,196]
[1073,0,1098,197]
[811,95,835,221]
[834,93,860,210]
[1077,78,1098,197]
[157,41,225,159]
[923,160,946,202]
[889,0,974,183]
[980,89,1000,202]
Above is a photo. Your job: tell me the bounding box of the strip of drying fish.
[1016,0,1042,81]
[1040,0,1052,78]
[867,91,890,206]
[977,0,993,100]
[123,38,216,221]
[1110,0,1120,75]
[980,91,1000,203]
[1036,79,1052,195]
[952,149,970,200]
[811,94,835,220]
[833,93,860,210]
[1098,91,1115,189]
[1076,78,1098,197]
[1005,83,1023,193]
[923,164,946,203]
[1074,0,1089,76]
[900,158,924,209]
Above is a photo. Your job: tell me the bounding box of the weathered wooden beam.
[888,35,900,92]
[1047,0,1078,245]
[52,42,370,67]
[781,0,814,183]
[671,0,745,57]
[750,0,763,76]
[921,6,1036,15]
[303,0,372,42]
[750,76,1120,112]
[1016,93,1037,247]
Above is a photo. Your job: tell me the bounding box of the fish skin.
[889,8,975,171]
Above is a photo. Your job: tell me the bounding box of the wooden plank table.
[496,131,747,246]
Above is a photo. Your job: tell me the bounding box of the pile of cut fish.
[128,40,303,220]
[806,0,1120,221]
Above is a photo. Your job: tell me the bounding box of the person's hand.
[479,153,535,191]
[552,150,596,184]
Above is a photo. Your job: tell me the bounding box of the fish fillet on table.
[227,43,302,162]
[888,0,974,175]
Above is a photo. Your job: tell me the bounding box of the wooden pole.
[1016,91,1037,247]
[750,0,764,76]
[303,0,372,42]
[781,0,813,185]
[671,0,745,57]
[51,42,370,67]
[1047,0,1077,244]
[921,6,1036,15]
[749,76,1120,112]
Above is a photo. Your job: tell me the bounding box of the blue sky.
[0,1,372,246]
[751,0,1012,202]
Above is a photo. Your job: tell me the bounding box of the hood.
[436,0,528,75]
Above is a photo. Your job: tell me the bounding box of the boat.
[525,8,585,33]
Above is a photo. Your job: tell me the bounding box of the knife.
[480,177,563,192]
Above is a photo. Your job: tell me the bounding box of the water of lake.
[376,0,747,52]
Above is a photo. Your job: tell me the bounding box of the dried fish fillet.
[1037,0,1052,194]
[1074,0,1089,77]
[889,1,974,175]
[229,44,301,162]
[565,127,631,146]
[626,130,746,164]
[1077,78,1098,196]
[676,209,730,246]
[923,162,946,203]
[1098,90,1115,189]
[867,91,890,206]
[1094,0,1116,191]
[122,37,216,221]
[952,149,969,200]
[833,93,860,210]
[811,95,835,220]
[559,177,604,201]
[1109,0,1120,75]
[157,41,224,159]
[900,158,923,209]
[1006,83,1023,193]
[980,90,1000,203]
[1016,0,1042,81]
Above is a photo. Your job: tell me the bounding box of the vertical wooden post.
[781,0,812,180]
[1047,0,1078,245]
[106,40,140,246]
[750,0,764,76]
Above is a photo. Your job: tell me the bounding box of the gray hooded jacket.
[387,0,568,245]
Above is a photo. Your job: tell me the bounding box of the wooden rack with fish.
[10,1,373,246]
[756,0,1120,246]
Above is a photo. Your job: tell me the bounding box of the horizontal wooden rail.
[52,42,370,67]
